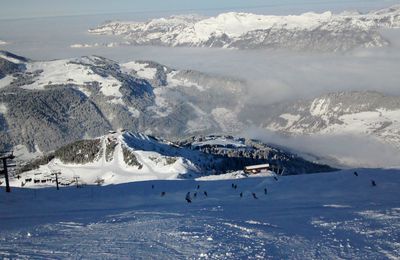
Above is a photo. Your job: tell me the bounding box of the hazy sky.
[1,0,399,19]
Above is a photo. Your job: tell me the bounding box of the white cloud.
[242,127,400,168]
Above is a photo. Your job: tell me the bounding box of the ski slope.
[0,168,399,259]
[9,131,203,189]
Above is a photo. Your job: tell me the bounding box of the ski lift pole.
[50,161,61,190]
[2,158,10,193]
[54,172,61,190]
[1,152,15,193]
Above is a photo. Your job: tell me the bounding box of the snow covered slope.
[10,131,335,188]
[0,168,399,259]
[264,91,400,149]
[0,51,245,154]
[89,5,400,51]
[16,131,202,187]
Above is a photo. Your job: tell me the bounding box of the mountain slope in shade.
[88,6,400,51]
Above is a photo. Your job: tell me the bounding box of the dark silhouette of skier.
[240,192,243,198]
[252,193,258,199]
[274,176,278,181]
[161,191,166,197]
[204,191,208,197]
[185,192,192,203]
[152,184,154,189]
[371,180,377,186]
[264,188,267,195]
[234,184,237,189]
[231,183,235,188]
[197,184,200,190]
[353,171,358,176]
[194,192,197,198]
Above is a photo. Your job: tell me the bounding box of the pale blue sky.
[1,0,399,19]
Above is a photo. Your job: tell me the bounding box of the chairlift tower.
[51,171,61,190]
[0,151,16,193]
[49,160,61,190]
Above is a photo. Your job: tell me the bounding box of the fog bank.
[243,127,400,168]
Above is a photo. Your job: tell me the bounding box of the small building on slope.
[244,164,270,174]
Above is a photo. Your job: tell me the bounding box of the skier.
[152,184,154,189]
[204,191,208,197]
[161,191,166,197]
[264,188,267,195]
[371,180,377,186]
[193,192,197,198]
[234,184,237,189]
[240,192,243,198]
[231,183,235,188]
[185,192,192,203]
[353,171,358,176]
[274,176,278,181]
[197,184,200,190]
[252,192,258,199]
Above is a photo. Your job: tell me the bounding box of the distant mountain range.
[87,5,400,51]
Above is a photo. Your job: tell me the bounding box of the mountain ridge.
[262,90,400,148]
[0,51,245,155]
[87,6,400,51]
[14,130,336,188]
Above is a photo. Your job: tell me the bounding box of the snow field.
[0,168,399,259]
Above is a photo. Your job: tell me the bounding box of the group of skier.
[156,171,376,204]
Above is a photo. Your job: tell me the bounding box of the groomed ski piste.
[0,167,399,259]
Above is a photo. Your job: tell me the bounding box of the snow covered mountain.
[13,131,334,188]
[263,91,400,148]
[88,6,400,51]
[0,51,245,155]
[2,51,400,167]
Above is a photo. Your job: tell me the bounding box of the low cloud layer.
[59,28,399,106]
[242,127,400,168]
[130,36,400,106]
